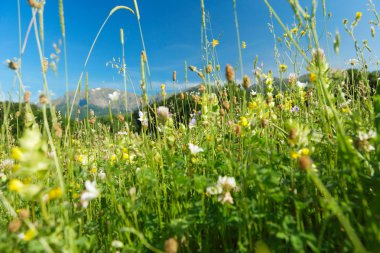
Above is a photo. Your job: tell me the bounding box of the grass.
[1,0,380,252]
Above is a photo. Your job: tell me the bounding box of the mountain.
[53,88,142,117]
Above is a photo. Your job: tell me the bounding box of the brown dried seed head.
[89,117,96,124]
[141,51,147,62]
[219,108,225,116]
[8,219,22,233]
[172,71,177,82]
[189,65,197,72]
[233,96,237,105]
[42,58,48,73]
[242,75,251,90]
[261,118,269,128]
[7,60,18,70]
[164,238,179,253]
[225,64,235,82]
[289,128,296,140]
[19,209,30,220]
[235,125,242,135]
[117,114,125,122]
[199,84,206,93]
[223,100,230,110]
[24,91,31,103]
[206,64,213,74]
[179,92,185,100]
[299,155,313,171]
[27,0,43,9]
[39,94,48,104]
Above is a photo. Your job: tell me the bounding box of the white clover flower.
[98,170,106,180]
[157,106,170,122]
[108,91,120,101]
[111,240,124,248]
[217,176,237,191]
[251,90,257,96]
[296,81,307,89]
[138,111,148,127]
[188,143,204,155]
[206,185,222,195]
[217,191,234,204]
[81,180,100,208]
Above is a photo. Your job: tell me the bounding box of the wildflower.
[348,58,358,66]
[291,106,300,113]
[217,176,236,191]
[355,12,362,22]
[189,117,196,129]
[309,73,317,83]
[242,41,246,49]
[81,180,100,208]
[22,228,37,241]
[111,240,124,248]
[157,106,170,122]
[212,39,219,48]
[291,151,300,160]
[279,64,288,73]
[98,170,106,180]
[164,238,179,253]
[161,84,166,92]
[138,111,148,127]
[46,188,63,201]
[291,27,298,34]
[240,116,249,127]
[188,143,204,155]
[9,179,24,192]
[288,73,297,85]
[225,64,235,82]
[10,147,23,161]
[218,191,234,204]
[250,90,257,97]
[108,91,120,101]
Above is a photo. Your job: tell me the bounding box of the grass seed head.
[225,64,235,82]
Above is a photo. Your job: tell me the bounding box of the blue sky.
[0,0,379,101]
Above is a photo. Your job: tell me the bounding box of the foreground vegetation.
[1,0,380,252]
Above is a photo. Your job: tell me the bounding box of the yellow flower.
[300,148,310,156]
[241,41,246,49]
[212,39,219,48]
[23,229,37,241]
[248,101,258,109]
[291,27,298,34]
[355,12,362,21]
[291,151,300,160]
[279,64,288,73]
[309,73,317,83]
[122,152,129,160]
[9,179,24,192]
[11,147,23,161]
[47,188,63,201]
[300,30,306,36]
[160,84,165,91]
[240,117,249,127]
[90,167,97,174]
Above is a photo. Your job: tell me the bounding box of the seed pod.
[39,94,48,104]
[164,238,178,253]
[8,219,21,233]
[172,71,177,82]
[206,64,213,74]
[223,100,230,110]
[242,75,251,90]
[225,64,235,82]
[289,128,296,140]
[299,155,313,171]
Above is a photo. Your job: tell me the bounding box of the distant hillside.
[53,88,142,117]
